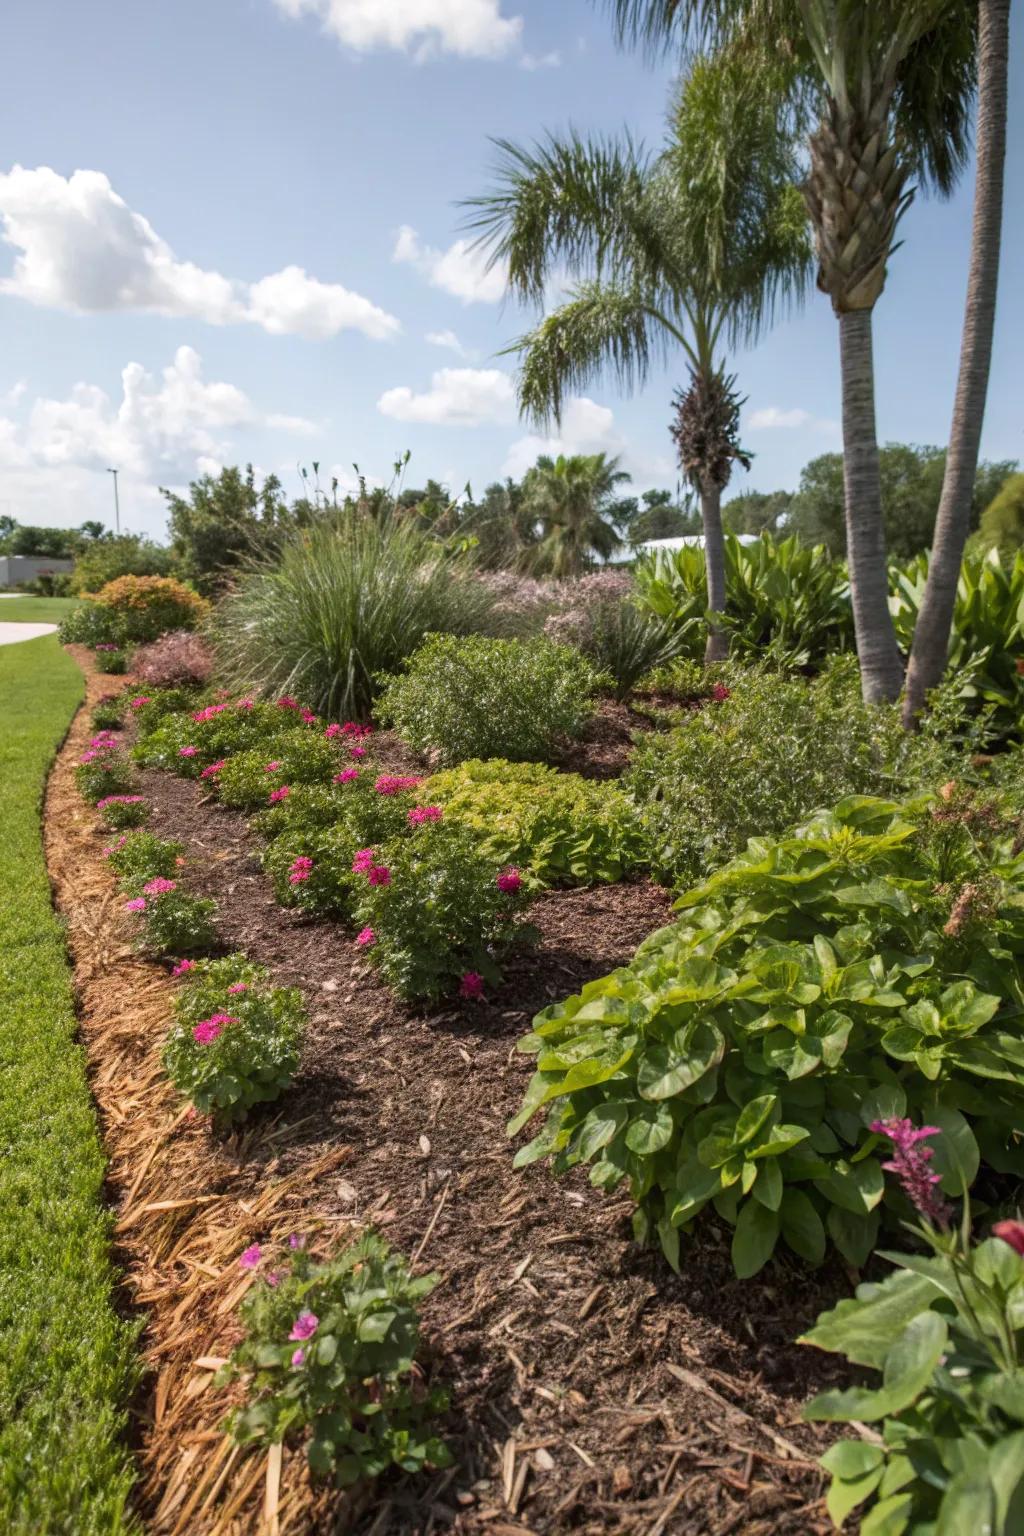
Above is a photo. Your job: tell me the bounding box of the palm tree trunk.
[838,307,904,702]
[902,0,1011,727]
[700,477,729,663]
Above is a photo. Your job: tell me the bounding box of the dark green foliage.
[510,792,1024,1276]
[91,695,127,732]
[104,831,184,892]
[219,1231,449,1488]
[69,534,172,595]
[976,473,1024,564]
[131,889,218,957]
[375,633,602,766]
[163,464,295,595]
[58,602,124,647]
[75,746,137,804]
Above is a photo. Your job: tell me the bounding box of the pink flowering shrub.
[125,887,218,957]
[217,734,348,810]
[105,831,184,892]
[76,740,137,803]
[261,824,362,917]
[90,694,127,732]
[163,953,304,1123]
[218,1230,448,1486]
[353,822,533,1001]
[133,629,215,688]
[97,795,150,830]
[134,700,294,774]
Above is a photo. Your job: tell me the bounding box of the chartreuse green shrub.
[510,792,1024,1278]
[217,1229,449,1488]
[802,1135,1024,1535]
[422,759,646,887]
[163,955,305,1124]
[375,633,603,766]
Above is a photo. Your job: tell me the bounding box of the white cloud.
[520,49,560,69]
[501,396,618,478]
[747,404,838,434]
[377,366,515,426]
[425,328,472,358]
[393,224,507,305]
[0,166,400,340]
[1,379,27,407]
[272,0,523,59]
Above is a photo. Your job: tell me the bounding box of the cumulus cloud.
[520,49,560,70]
[393,224,507,305]
[377,366,515,426]
[747,404,838,434]
[500,396,618,478]
[0,166,400,340]
[425,328,472,358]
[272,0,523,59]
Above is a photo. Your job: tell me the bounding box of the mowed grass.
[0,595,78,624]
[0,634,140,1533]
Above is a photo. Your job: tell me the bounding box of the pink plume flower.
[334,768,359,784]
[276,695,299,709]
[143,877,177,896]
[178,745,198,757]
[460,972,485,1000]
[268,785,291,804]
[496,867,522,894]
[288,1310,319,1342]
[172,959,195,976]
[238,1243,262,1270]
[870,1117,951,1226]
[341,722,372,738]
[408,805,443,826]
[124,897,147,913]
[324,722,343,739]
[289,1233,306,1250]
[355,926,375,948]
[193,703,228,723]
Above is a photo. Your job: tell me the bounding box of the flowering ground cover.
[0,635,139,1532]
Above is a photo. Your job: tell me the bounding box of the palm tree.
[903,0,1011,726]
[520,452,631,578]
[606,1,976,700]
[464,51,811,660]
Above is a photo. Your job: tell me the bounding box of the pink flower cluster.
[375,774,422,796]
[333,767,359,785]
[96,794,145,809]
[227,981,248,994]
[80,736,119,764]
[124,896,147,913]
[355,926,375,947]
[352,848,390,885]
[91,732,118,748]
[143,877,177,896]
[349,745,367,759]
[289,856,314,885]
[300,709,318,724]
[870,1117,951,1227]
[178,745,198,758]
[264,760,282,773]
[105,835,129,857]
[710,683,731,703]
[192,1013,237,1045]
[171,959,195,976]
[460,972,485,1000]
[276,695,299,710]
[236,697,255,710]
[200,759,226,779]
[193,703,229,723]
[408,805,443,826]
[289,1309,318,1342]
[268,785,291,804]
[496,867,522,894]
[129,696,152,710]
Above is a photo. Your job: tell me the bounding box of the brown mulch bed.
[47,651,851,1535]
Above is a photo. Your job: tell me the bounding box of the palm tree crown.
[520,452,631,578]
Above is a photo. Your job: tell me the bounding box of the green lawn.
[0,634,140,1533]
[0,595,78,624]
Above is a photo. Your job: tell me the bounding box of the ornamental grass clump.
[375,633,603,766]
[211,511,496,721]
[163,954,304,1122]
[353,821,533,1000]
[218,1230,449,1488]
[510,791,1024,1278]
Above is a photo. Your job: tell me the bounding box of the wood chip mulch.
[44,650,853,1536]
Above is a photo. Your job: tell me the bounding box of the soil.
[47,652,854,1536]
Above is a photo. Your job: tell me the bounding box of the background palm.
[520,452,631,578]
[466,51,811,659]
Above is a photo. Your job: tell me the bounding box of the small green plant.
[163,955,304,1122]
[422,759,647,886]
[218,1229,449,1488]
[376,633,602,766]
[134,698,298,773]
[353,822,532,1000]
[75,743,136,804]
[129,687,206,737]
[262,823,363,916]
[96,795,150,831]
[57,603,123,647]
[545,577,696,700]
[94,647,130,675]
[803,1127,1024,1534]
[105,830,184,891]
[217,734,349,810]
[90,695,127,732]
[125,884,218,956]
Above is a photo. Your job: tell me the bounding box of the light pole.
[106,467,120,534]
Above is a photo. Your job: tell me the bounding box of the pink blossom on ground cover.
[193,703,229,723]
[227,982,249,994]
[192,1013,237,1045]
[264,761,282,773]
[349,745,366,759]
[289,856,314,885]
[460,972,485,1000]
[291,1348,306,1367]
[172,959,195,976]
[355,927,375,947]
[289,1310,318,1341]
[124,897,147,913]
[496,867,522,893]
[375,774,422,796]
[333,768,359,784]
[142,877,177,896]
[129,696,152,709]
[300,709,318,724]
[179,745,198,758]
[367,865,391,886]
[96,795,145,809]
[276,696,300,710]
[407,805,442,825]
[352,848,375,873]
[239,1243,262,1270]
[200,759,227,779]
[268,785,291,804]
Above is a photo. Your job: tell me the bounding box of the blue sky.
[0,0,1020,539]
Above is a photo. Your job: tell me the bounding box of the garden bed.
[47,651,849,1534]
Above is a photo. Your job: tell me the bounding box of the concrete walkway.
[0,622,58,645]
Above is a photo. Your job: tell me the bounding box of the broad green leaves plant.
[219,1230,449,1488]
[510,793,1024,1276]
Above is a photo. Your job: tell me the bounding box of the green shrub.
[126,885,218,956]
[134,699,294,773]
[422,759,647,886]
[262,823,363,916]
[57,603,123,647]
[510,792,1024,1277]
[976,470,1024,564]
[352,822,532,1000]
[211,511,497,720]
[69,534,173,595]
[75,743,136,804]
[163,955,304,1123]
[217,735,349,810]
[218,1230,449,1488]
[129,687,206,738]
[105,830,184,891]
[94,646,130,674]
[803,1210,1024,1532]
[96,794,150,831]
[545,575,696,700]
[90,695,127,732]
[258,768,418,848]
[376,634,602,767]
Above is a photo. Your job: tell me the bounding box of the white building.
[0,555,75,587]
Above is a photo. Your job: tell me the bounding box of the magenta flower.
[178,745,198,757]
[352,848,375,873]
[289,856,314,885]
[276,695,299,709]
[265,1270,282,1288]
[238,1243,262,1270]
[227,982,248,994]
[870,1117,951,1226]
[342,721,371,737]
[334,768,359,784]
[192,1018,223,1044]
[200,759,226,779]
[496,867,523,894]
[236,697,255,710]
[375,774,422,796]
[291,1348,306,1367]
[79,751,98,764]
[96,795,144,809]
[129,696,152,709]
[324,722,343,739]
[408,805,443,826]
[171,959,195,977]
[993,1220,1024,1257]
[193,703,228,723]
[124,897,147,913]
[289,1233,306,1250]
[355,926,375,948]
[460,972,485,1000]
[105,835,129,857]
[143,877,177,896]
[300,709,318,724]
[91,733,117,747]
[349,745,367,759]
[711,683,731,703]
[367,864,391,886]
[289,1310,319,1342]
[264,761,282,773]
[268,785,291,804]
